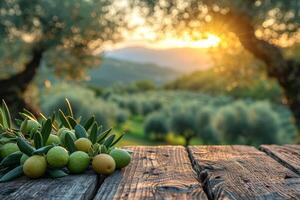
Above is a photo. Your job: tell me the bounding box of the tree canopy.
[133,0,300,128]
[0,0,126,114]
[133,0,299,46]
[0,0,126,78]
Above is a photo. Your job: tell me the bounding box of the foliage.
[144,112,168,140]
[194,107,219,144]
[134,0,300,130]
[40,83,124,128]
[107,93,163,116]
[115,110,130,124]
[169,109,195,145]
[0,99,129,182]
[212,101,295,145]
[39,84,298,145]
[247,102,280,145]
[0,0,125,78]
[139,91,297,145]
[165,67,283,103]
[134,0,299,46]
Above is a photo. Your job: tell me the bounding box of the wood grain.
[0,170,98,200]
[260,144,300,175]
[94,146,207,200]
[188,145,300,200]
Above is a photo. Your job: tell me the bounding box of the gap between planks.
[93,146,207,200]
[95,145,300,200]
[1,145,298,200]
[188,145,300,200]
[260,144,300,175]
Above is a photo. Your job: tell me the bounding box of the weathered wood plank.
[260,144,300,175]
[0,170,98,200]
[188,145,300,200]
[94,146,207,200]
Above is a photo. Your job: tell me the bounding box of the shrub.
[40,83,121,128]
[194,107,219,144]
[144,112,168,141]
[213,105,241,144]
[126,99,141,115]
[213,101,282,145]
[115,109,130,124]
[169,110,196,145]
[247,102,280,145]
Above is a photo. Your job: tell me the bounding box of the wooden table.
[0,145,300,200]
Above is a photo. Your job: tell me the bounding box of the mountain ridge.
[105,46,212,73]
[88,57,179,86]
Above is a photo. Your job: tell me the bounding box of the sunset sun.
[144,33,221,49]
[145,33,221,49]
[188,34,221,48]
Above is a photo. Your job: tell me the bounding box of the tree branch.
[210,10,300,130]
[0,46,45,116]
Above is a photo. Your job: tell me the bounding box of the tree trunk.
[185,136,192,147]
[211,10,300,130]
[0,47,44,117]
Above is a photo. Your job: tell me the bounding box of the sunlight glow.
[103,33,222,51]
[155,34,221,49]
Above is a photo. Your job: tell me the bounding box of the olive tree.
[169,110,196,146]
[144,112,168,141]
[0,0,126,115]
[133,0,300,129]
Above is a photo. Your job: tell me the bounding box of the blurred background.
[0,0,299,146]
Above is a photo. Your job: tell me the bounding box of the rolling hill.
[37,57,179,87]
[105,46,212,73]
[88,57,179,86]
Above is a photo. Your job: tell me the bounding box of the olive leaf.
[0,166,23,182]
[83,116,95,131]
[89,122,98,144]
[40,112,59,131]
[67,116,77,129]
[33,145,54,155]
[65,98,73,117]
[1,100,11,129]
[41,119,52,146]
[89,143,100,156]
[47,169,68,178]
[19,112,36,122]
[58,110,72,129]
[74,124,87,138]
[103,134,115,148]
[99,144,108,154]
[0,152,23,168]
[96,128,112,143]
[22,108,37,120]
[20,119,28,134]
[110,133,125,147]
[17,137,35,156]
[65,133,76,153]
[33,132,43,149]
[0,109,4,127]
[51,112,59,131]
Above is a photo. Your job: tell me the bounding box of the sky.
[105,1,299,52]
[104,3,222,51]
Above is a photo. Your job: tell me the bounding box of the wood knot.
[143,167,162,176]
[284,174,293,179]
[155,183,199,193]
